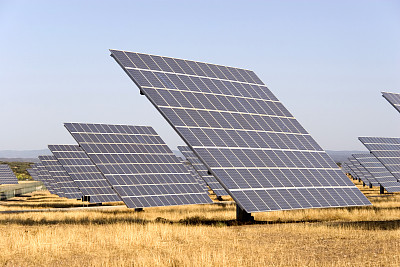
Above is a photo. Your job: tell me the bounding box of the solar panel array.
[351,154,380,187]
[178,157,209,191]
[340,162,351,175]
[49,144,122,203]
[344,161,359,180]
[352,153,400,193]
[36,162,58,195]
[348,157,372,186]
[38,155,82,199]
[382,92,400,113]
[0,164,19,184]
[111,49,371,212]
[64,123,212,208]
[178,145,228,196]
[359,137,400,182]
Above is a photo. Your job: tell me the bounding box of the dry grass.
[0,180,399,266]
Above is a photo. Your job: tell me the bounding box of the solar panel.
[359,137,400,182]
[38,156,67,197]
[382,92,400,113]
[64,123,212,208]
[343,161,358,180]
[340,162,351,175]
[27,167,39,181]
[348,157,373,186]
[351,154,380,187]
[178,145,228,196]
[111,50,371,213]
[38,155,82,199]
[352,153,400,193]
[178,156,209,191]
[48,144,122,203]
[36,162,58,195]
[0,164,19,184]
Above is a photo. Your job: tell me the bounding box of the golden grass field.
[0,180,399,267]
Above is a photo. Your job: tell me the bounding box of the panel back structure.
[64,123,212,208]
[382,92,400,113]
[36,162,58,195]
[48,145,121,203]
[38,155,82,199]
[352,153,400,193]
[178,145,228,196]
[359,137,400,182]
[110,50,371,212]
[0,164,19,184]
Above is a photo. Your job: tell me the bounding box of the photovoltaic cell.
[359,137,400,184]
[38,155,82,199]
[64,123,212,208]
[111,50,371,212]
[178,145,228,196]
[352,153,400,193]
[48,145,121,203]
[382,92,400,113]
[0,164,19,184]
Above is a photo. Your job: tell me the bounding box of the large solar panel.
[178,145,228,196]
[111,50,371,212]
[64,123,212,208]
[38,155,82,199]
[382,92,400,113]
[352,153,400,193]
[48,144,122,203]
[0,164,19,184]
[36,162,58,195]
[359,137,400,182]
[351,155,380,187]
[38,157,65,197]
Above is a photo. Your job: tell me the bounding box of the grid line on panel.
[64,123,212,208]
[352,153,400,193]
[0,164,19,185]
[178,146,228,196]
[110,50,371,212]
[48,145,122,203]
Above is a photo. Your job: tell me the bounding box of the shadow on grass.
[326,220,400,230]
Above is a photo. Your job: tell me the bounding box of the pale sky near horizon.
[1,0,399,151]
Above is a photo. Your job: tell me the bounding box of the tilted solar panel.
[352,153,400,193]
[48,145,122,203]
[359,137,400,183]
[39,156,66,197]
[382,92,400,113]
[0,164,19,184]
[351,155,380,187]
[343,161,358,180]
[111,50,371,212]
[36,162,58,195]
[27,168,39,181]
[38,155,82,199]
[64,123,213,208]
[178,145,228,196]
[348,157,373,186]
[178,156,209,191]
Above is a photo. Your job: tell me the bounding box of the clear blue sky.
[1,0,399,151]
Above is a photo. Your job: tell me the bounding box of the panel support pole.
[380,185,385,194]
[134,208,144,212]
[369,183,372,188]
[236,204,254,222]
[362,182,365,187]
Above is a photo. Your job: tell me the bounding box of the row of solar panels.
[341,92,400,193]
[0,164,19,185]
[25,50,372,214]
